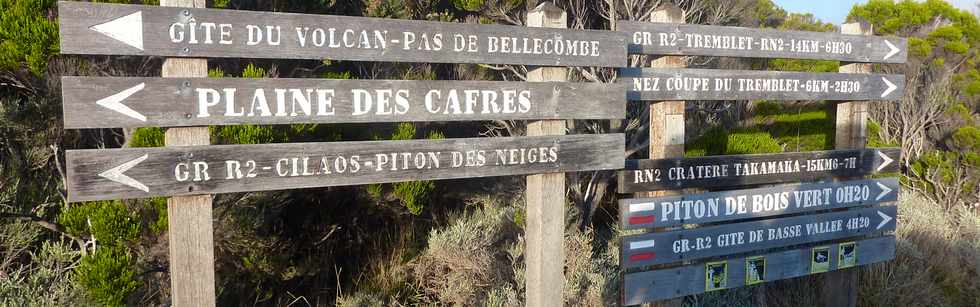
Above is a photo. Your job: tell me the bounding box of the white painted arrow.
[876,210,893,230]
[98,154,149,192]
[881,77,897,98]
[875,181,893,201]
[96,83,146,122]
[90,11,144,50]
[876,150,894,172]
[883,40,900,61]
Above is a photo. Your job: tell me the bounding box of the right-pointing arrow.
[96,83,146,122]
[881,77,897,98]
[876,150,894,172]
[98,154,149,192]
[875,181,893,201]
[876,210,893,230]
[883,40,900,60]
[89,11,144,50]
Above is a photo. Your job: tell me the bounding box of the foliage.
[0,237,90,306]
[859,193,980,306]
[412,196,521,305]
[686,127,783,157]
[382,123,442,215]
[58,200,140,246]
[130,127,165,148]
[0,0,58,75]
[73,246,140,307]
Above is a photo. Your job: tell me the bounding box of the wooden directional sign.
[620,178,899,229]
[623,235,895,304]
[620,205,896,268]
[58,2,626,67]
[618,148,900,193]
[65,134,624,202]
[619,68,904,101]
[61,77,627,129]
[619,21,907,63]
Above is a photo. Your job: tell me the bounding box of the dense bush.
[74,246,140,307]
[0,0,58,75]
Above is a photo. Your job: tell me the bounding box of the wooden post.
[635,4,685,307]
[161,1,215,306]
[525,2,567,307]
[823,20,873,307]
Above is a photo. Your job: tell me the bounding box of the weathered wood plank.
[61,77,626,129]
[58,1,627,67]
[66,134,624,202]
[158,1,215,307]
[824,21,875,307]
[618,68,904,101]
[619,21,907,63]
[619,178,899,229]
[618,148,900,193]
[620,205,896,268]
[524,4,568,307]
[623,235,896,304]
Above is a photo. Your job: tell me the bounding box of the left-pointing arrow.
[96,83,146,122]
[98,154,149,192]
[89,11,144,50]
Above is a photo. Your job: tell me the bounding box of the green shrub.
[388,124,441,215]
[130,127,165,148]
[0,0,58,75]
[58,201,140,246]
[686,127,783,157]
[868,120,899,148]
[74,246,140,307]
[952,125,980,150]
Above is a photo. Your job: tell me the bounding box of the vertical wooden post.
[525,3,567,307]
[823,20,872,307]
[161,1,216,306]
[635,4,685,307]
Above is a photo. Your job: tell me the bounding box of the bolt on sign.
[58,1,627,67]
[618,68,905,101]
[622,235,896,304]
[620,205,896,268]
[618,21,907,63]
[61,77,626,128]
[620,178,900,229]
[618,148,900,193]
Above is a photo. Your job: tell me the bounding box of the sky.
[773,0,978,24]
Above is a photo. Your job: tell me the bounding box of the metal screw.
[185,113,192,118]
[182,10,190,16]
[183,81,191,87]
[182,47,190,53]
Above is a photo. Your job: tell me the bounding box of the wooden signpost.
[66,134,624,202]
[620,178,899,229]
[621,205,896,268]
[618,148,900,192]
[623,235,896,304]
[619,68,904,101]
[58,1,627,67]
[618,21,907,63]
[55,1,908,306]
[61,77,626,128]
[617,15,906,306]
